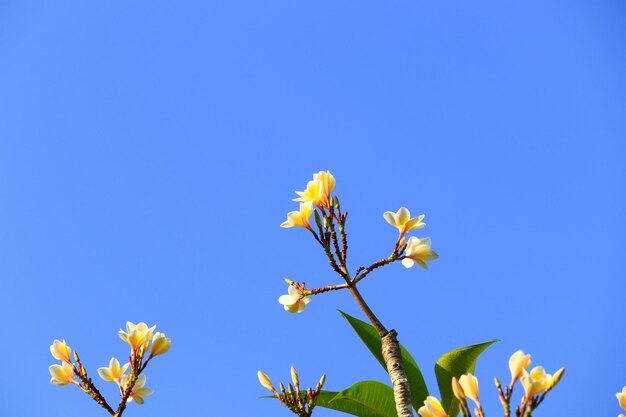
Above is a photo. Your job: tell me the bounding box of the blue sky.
[1,1,625,416]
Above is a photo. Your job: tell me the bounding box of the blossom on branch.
[97,358,129,385]
[118,321,156,352]
[509,350,531,384]
[458,373,480,404]
[50,339,72,363]
[49,362,76,386]
[278,284,311,313]
[401,236,438,269]
[383,207,425,236]
[149,332,171,359]
[521,366,552,399]
[280,202,313,230]
[417,396,448,417]
[293,171,335,207]
[122,374,153,405]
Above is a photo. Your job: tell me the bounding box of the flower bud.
[257,370,274,392]
[509,350,531,384]
[551,367,564,387]
[458,373,480,404]
[318,373,326,390]
[291,366,299,388]
[451,377,466,401]
[149,332,171,358]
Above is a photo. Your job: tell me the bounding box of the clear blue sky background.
[1,1,625,416]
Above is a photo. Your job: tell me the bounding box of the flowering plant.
[49,322,170,416]
[262,171,565,417]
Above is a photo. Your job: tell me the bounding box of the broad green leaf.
[316,381,397,417]
[339,310,429,410]
[434,340,498,417]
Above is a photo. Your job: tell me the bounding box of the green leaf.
[434,340,499,417]
[316,381,397,417]
[339,310,429,410]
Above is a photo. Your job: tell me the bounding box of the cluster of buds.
[616,386,626,417]
[49,321,171,416]
[278,171,438,313]
[417,350,564,417]
[258,367,326,417]
[496,350,564,417]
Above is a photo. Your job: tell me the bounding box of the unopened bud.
[318,373,326,389]
[452,376,466,401]
[398,236,406,249]
[288,383,294,395]
[291,366,299,388]
[279,383,286,394]
[314,210,323,231]
[73,351,80,362]
[257,370,274,392]
[494,377,501,389]
[551,367,565,388]
[284,278,294,285]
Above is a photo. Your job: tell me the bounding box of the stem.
[347,286,414,417]
[347,286,387,335]
[309,283,349,295]
[72,359,116,415]
[381,331,414,417]
[321,206,414,417]
[353,257,396,284]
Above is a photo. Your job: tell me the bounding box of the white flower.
[278,285,311,313]
[402,236,438,269]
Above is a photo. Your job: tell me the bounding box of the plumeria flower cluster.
[258,366,326,417]
[48,322,171,416]
[616,386,626,417]
[383,207,438,269]
[278,171,438,313]
[417,350,564,417]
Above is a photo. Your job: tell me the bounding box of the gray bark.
[382,330,414,417]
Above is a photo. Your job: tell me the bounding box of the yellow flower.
[97,358,129,385]
[402,236,438,269]
[293,180,323,205]
[280,202,313,230]
[293,171,335,207]
[119,322,156,352]
[122,374,153,405]
[458,373,480,404]
[313,170,335,207]
[50,339,72,363]
[149,332,171,359]
[509,350,531,384]
[383,207,425,235]
[521,366,551,399]
[418,396,448,417]
[451,376,465,401]
[49,362,76,386]
[257,370,275,392]
[617,386,626,410]
[278,285,311,313]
